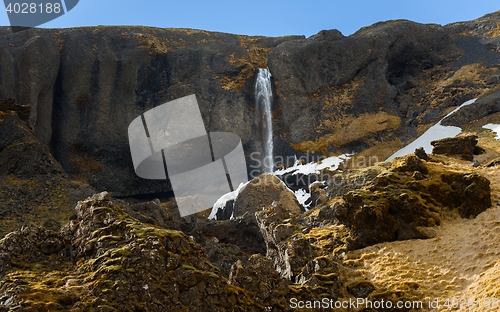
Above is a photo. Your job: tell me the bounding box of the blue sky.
[1,0,499,37]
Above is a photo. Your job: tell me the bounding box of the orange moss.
[484,22,500,38]
[237,36,273,68]
[292,112,401,154]
[134,33,169,56]
[70,155,102,174]
[220,65,253,93]
[313,78,366,110]
[219,35,275,93]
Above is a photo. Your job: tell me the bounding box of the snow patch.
[294,189,311,210]
[483,124,500,140]
[208,182,248,220]
[274,154,351,176]
[387,99,477,161]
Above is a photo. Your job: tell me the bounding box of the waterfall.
[255,68,274,173]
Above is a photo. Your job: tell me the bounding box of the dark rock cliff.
[268,22,457,154]
[0,12,499,199]
[0,27,301,196]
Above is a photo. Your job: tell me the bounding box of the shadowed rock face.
[0,111,62,177]
[0,110,96,237]
[268,22,455,156]
[441,91,500,127]
[0,27,300,197]
[0,13,499,198]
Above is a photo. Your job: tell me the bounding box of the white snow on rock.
[294,181,327,211]
[208,182,248,220]
[274,154,351,176]
[208,155,352,220]
[294,188,311,210]
[483,124,500,140]
[274,156,351,211]
[387,98,477,161]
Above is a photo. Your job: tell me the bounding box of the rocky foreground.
[0,148,499,311]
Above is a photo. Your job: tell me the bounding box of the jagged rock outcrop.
[0,192,262,311]
[0,109,95,237]
[201,155,491,284]
[228,254,290,308]
[0,190,351,311]
[0,153,495,311]
[333,156,491,249]
[266,155,491,268]
[431,135,478,161]
[441,91,500,127]
[254,198,306,280]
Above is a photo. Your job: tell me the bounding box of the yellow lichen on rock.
[292,112,401,154]
[134,33,169,55]
[339,160,500,312]
[237,36,273,68]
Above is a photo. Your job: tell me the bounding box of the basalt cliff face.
[0,12,499,197]
[1,11,500,312]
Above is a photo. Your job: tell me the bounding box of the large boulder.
[233,173,302,219]
[210,173,302,222]
[333,156,491,250]
[431,135,478,161]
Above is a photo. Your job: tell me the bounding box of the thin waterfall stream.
[254,68,274,173]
